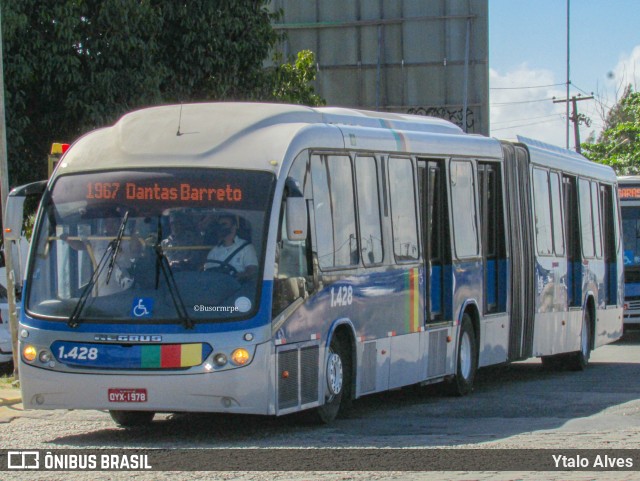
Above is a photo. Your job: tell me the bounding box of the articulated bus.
[17,103,623,426]
[618,176,640,325]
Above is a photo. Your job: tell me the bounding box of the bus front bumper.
[19,342,274,415]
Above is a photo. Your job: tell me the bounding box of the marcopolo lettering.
[94,335,162,342]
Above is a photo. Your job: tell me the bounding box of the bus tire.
[109,410,155,427]
[313,334,352,424]
[568,310,592,371]
[447,313,478,396]
[540,355,563,371]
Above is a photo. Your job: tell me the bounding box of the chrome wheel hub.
[460,332,472,380]
[326,350,343,397]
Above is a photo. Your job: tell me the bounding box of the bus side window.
[578,178,596,258]
[388,157,419,261]
[450,160,479,258]
[355,156,383,265]
[273,154,313,317]
[311,154,359,269]
[532,168,553,256]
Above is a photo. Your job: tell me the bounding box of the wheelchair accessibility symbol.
[131,298,154,318]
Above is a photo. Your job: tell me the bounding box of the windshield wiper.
[153,216,194,329]
[106,211,129,284]
[68,212,130,328]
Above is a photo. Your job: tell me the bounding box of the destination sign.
[619,186,640,199]
[86,182,243,202]
[50,168,275,212]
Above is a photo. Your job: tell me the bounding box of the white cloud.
[611,45,640,91]
[490,64,570,148]
[490,45,640,150]
[596,45,640,114]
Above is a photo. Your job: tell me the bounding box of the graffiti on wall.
[407,107,475,132]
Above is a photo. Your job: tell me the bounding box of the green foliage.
[270,50,325,107]
[1,1,323,187]
[582,88,640,174]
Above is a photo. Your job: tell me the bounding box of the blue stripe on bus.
[20,282,274,334]
[625,281,640,297]
[498,259,508,311]
[430,265,441,314]
[486,260,496,306]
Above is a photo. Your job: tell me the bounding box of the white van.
[0,263,12,365]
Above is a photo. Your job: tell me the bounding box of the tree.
[1,1,323,187]
[270,50,325,107]
[582,88,640,174]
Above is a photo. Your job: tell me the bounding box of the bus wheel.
[447,313,477,396]
[109,410,155,427]
[568,310,592,371]
[314,335,352,424]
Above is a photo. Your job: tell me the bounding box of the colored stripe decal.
[405,268,421,333]
[181,343,202,367]
[140,344,205,368]
[380,119,409,151]
[161,344,182,368]
[141,345,161,368]
[52,341,212,370]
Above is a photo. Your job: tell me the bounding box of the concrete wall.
[269,0,489,135]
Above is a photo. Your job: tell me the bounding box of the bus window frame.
[309,151,361,272]
[387,155,421,264]
[449,158,480,260]
[354,154,385,267]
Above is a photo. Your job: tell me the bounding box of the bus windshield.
[622,206,640,267]
[26,168,275,324]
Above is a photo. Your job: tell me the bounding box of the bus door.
[478,162,507,314]
[417,160,449,323]
[600,184,618,305]
[563,175,582,307]
[417,159,453,378]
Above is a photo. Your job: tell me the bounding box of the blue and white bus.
[17,103,623,426]
[618,176,640,325]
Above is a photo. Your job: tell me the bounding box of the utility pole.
[553,94,594,153]
[565,0,570,149]
[0,6,18,378]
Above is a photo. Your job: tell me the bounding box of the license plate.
[108,388,148,403]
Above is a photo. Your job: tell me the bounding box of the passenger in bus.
[161,210,205,270]
[62,216,138,296]
[204,214,258,281]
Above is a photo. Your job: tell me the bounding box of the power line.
[572,83,614,111]
[490,82,564,90]
[492,113,561,126]
[492,118,564,132]
[491,97,555,106]
[553,94,594,153]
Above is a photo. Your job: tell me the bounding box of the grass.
[0,365,16,387]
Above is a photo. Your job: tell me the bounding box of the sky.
[489,0,640,149]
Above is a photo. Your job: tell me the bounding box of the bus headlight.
[39,350,52,363]
[213,353,228,367]
[23,345,37,362]
[231,348,250,366]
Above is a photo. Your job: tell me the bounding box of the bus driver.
[204,215,257,281]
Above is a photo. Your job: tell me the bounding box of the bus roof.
[516,135,617,183]
[54,102,501,178]
[617,175,640,184]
